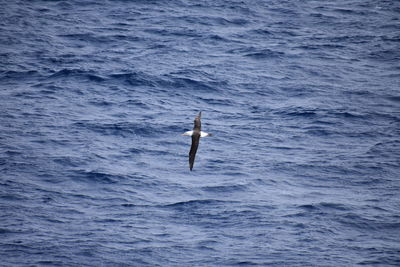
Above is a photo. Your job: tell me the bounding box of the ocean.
[1,0,399,266]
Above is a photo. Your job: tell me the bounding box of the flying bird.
[182,112,212,171]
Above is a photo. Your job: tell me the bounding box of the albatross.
[182,112,212,171]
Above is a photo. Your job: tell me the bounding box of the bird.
[182,112,212,171]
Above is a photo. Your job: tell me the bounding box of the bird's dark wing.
[193,115,201,131]
[189,133,200,171]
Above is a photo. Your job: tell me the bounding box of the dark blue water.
[1,0,400,266]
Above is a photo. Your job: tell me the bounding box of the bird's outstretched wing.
[189,133,200,171]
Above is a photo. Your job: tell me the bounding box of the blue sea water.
[1,0,400,266]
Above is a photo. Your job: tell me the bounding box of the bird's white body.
[182,131,211,137]
[182,130,193,136]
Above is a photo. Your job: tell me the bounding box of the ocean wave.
[0,70,42,83]
[71,169,124,184]
[48,68,106,82]
[72,121,161,137]
[163,199,236,209]
[109,72,157,87]
[201,183,248,193]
